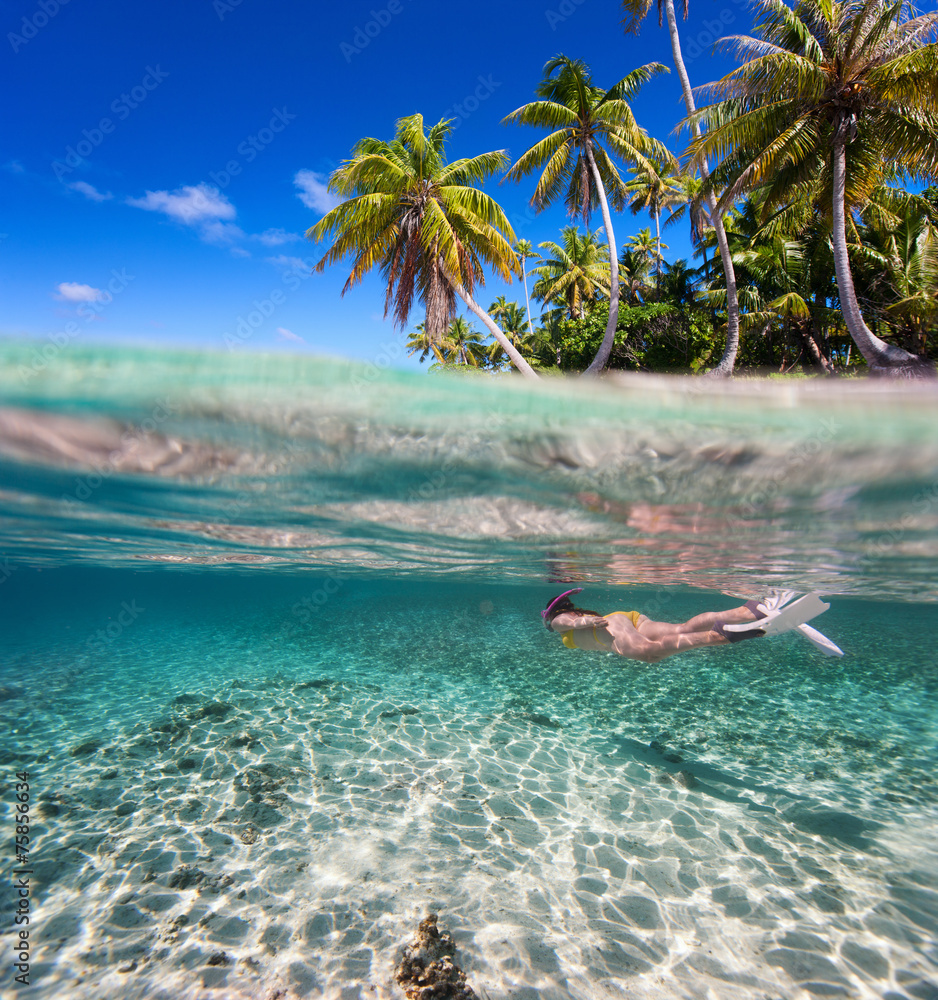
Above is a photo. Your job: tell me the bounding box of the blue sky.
[3,0,756,370]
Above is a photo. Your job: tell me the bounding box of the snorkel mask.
[541,588,583,628]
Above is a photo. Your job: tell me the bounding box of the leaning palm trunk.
[583,144,621,374]
[800,326,833,375]
[445,271,540,379]
[830,133,932,378]
[521,260,535,342]
[663,0,740,376]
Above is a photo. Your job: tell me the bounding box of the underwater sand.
[1,343,937,999]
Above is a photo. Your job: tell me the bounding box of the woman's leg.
[637,602,760,641]
[613,628,729,663]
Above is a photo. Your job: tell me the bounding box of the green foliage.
[408,314,492,368]
[692,0,938,220]
[689,0,938,372]
[531,226,612,317]
[530,300,721,372]
[308,113,519,341]
[503,55,672,219]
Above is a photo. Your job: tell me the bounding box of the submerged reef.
[395,914,477,1000]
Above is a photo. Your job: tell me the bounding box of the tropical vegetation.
[688,0,938,376]
[503,55,673,373]
[307,113,538,379]
[306,1,938,380]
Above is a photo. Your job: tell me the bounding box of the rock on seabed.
[394,913,478,1000]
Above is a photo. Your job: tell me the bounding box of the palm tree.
[442,316,488,367]
[488,296,531,342]
[406,322,447,364]
[513,240,541,339]
[531,226,612,319]
[667,171,717,281]
[856,190,938,355]
[622,0,743,376]
[308,113,538,379]
[503,55,672,373]
[689,0,938,377]
[533,305,568,367]
[625,158,684,290]
[618,245,653,303]
[732,228,836,372]
[408,316,490,367]
[626,227,666,296]
[697,190,848,371]
[658,257,701,307]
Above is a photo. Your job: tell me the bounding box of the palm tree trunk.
[663,0,740,377]
[521,260,535,340]
[445,273,540,379]
[583,143,620,375]
[654,206,662,300]
[830,134,932,378]
[800,324,833,375]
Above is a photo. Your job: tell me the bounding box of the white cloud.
[200,220,247,245]
[256,227,301,246]
[55,282,103,303]
[294,170,341,214]
[127,183,236,225]
[276,327,305,343]
[126,182,308,257]
[70,181,112,202]
[266,254,310,271]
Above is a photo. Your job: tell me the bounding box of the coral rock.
[395,914,477,1000]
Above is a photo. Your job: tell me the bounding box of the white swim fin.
[757,589,798,614]
[724,592,830,636]
[796,623,844,657]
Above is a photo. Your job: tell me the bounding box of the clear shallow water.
[1,341,937,999]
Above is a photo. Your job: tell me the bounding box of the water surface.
[1,342,936,999]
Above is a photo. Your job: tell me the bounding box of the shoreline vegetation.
[308,0,938,381]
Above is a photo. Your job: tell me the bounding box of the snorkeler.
[542,589,842,662]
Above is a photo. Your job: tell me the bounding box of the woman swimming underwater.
[542,589,842,662]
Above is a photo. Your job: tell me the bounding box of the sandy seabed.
[6,650,938,1000]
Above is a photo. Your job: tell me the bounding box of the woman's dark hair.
[544,596,600,627]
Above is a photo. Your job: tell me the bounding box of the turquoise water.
[1,341,937,999]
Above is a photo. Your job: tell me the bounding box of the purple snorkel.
[541,588,583,627]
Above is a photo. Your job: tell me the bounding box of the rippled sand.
[6,591,937,1000]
